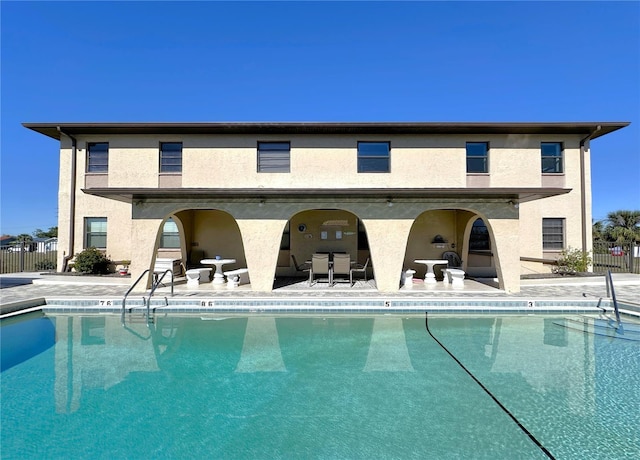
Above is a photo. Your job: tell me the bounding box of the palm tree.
[592,220,606,241]
[605,210,640,242]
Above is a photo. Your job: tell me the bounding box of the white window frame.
[84,217,107,249]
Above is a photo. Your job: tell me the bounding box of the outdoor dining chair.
[291,254,310,274]
[349,257,370,285]
[309,253,331,286]
[332,253,351,285]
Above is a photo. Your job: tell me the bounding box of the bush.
[553,247,592,275]
[73,247,111,274]
[35,259,56,271]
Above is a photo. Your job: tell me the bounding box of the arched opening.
[152,209,247,282]
[404,209,478,281]
[463,216,497,278]
[273,209,373,289]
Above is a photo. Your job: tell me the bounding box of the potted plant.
[119,260,131,275]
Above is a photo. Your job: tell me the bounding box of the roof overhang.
[82,187,571,204]
[24,121,629,141]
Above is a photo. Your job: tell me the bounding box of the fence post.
[19,241,25,272]
[630,242,635,274]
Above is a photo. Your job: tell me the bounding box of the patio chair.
[350,258,370,285]
[291,254,310,274]
[442,251,465,286]
[442,251,462,268]
[309,253,331,286]
[332,253,351,286]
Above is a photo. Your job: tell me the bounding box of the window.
[541,142,563,173]
[469,218,490,250]
[87,142,108,173]
[160,218,180,248]
[358,142,390,173]
[542,218,564,250]
[466,142,489,173]
[85,217,107,249]
[258,142,290,172]
[160,142,182,173]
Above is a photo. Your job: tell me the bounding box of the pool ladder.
[121,269,174,326]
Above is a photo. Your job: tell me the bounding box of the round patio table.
[200,258,236,285]
[414,259,448,284]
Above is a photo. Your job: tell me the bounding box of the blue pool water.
[1,312,639,459]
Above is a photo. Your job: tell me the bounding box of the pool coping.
[2,295,639,320]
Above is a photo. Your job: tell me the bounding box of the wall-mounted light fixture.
[508,200,519,209]
[387,199,393,207]
[258,199,265,207]
[431,234,448,249]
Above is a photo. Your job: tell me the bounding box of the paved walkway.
[1,272,638,307]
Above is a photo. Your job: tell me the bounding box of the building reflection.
[235,317,286,373]
[54,316,160,413]
[482,316,595,416]
[51,314,596,416]
[364,317,415,372]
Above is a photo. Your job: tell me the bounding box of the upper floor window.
[160,218,180,248]
[542,218,564,250]
[466,142,489,173]
[85,217,107,249]
[160,142,183,173]
[541,142,563,173]
[87,142,108,173]
[258,142,290,173]
[358,142,390,173]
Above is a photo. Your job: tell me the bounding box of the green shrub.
[35,259,56,271]
[554,247,592,275]
[73,247,111,274]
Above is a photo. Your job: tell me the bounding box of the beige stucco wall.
[519,138,591,275]
[54,131,594,293]
[57,139,133,270]
[73,133,588,191]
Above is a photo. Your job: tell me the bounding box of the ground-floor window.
[469,218,490,250]
[542,218,565,250]
[85,217,107,249]
[160,218,180,248]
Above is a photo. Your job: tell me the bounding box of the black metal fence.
[592,241,639,274]
[0,241,57,274]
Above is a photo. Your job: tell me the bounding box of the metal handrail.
[606,270,621,327]
[148,269,174,298]
[121,269,151,324]
[121,269,174,326]
[145,270,174,324]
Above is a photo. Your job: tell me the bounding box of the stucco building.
[24,121,628,293]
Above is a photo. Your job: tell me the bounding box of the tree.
[592,220,606,241]
[604,210,640,242]
[33,226,58,238]
[15,233,33,242]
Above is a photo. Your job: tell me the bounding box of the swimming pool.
[2,312,638,459]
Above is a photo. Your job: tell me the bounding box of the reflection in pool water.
[1,313,638,459]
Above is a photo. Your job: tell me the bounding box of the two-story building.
[24,122,628,293]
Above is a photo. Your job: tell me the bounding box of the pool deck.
[1,271,638,317]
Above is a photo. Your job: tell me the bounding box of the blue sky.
[1,1,638,236]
